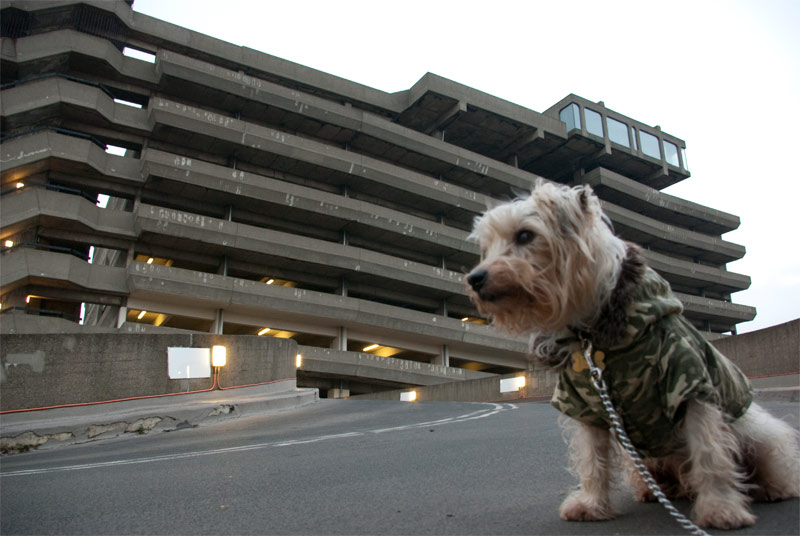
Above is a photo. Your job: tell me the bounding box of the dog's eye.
[515,230,535,246]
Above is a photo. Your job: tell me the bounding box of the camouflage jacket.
[551,266,752,458]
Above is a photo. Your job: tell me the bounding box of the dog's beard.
[469,256,569,336]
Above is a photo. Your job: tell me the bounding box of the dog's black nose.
[467,269,488,292]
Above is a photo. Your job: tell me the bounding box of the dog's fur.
[466,180,799,529]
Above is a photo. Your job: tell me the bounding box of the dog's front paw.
[693,497,756,530]
[559,491,614,521]
[750,482,799,503]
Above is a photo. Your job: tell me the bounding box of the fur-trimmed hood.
[583,242,649,349]
[531,243,681,368]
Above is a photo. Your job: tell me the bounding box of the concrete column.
[116,305,128,328]
[433,344,450,367]
[331,326,348,351]
[211,309,224,334]
[132,190,142,214]
[125,244,135,266]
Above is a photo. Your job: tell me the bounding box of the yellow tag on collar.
[572,350,606,373]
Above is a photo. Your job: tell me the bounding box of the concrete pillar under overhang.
[331,326,347,351]
[116,305,128,328]
[432,344,450,367]
[211,309,224,334]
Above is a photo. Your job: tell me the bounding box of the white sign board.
[167,347,211,379]
[499,376,525,393]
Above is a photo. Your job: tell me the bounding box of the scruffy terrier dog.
[466,180,799,529]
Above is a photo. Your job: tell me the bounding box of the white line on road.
[1,403,516,478]
[371,403,508,433]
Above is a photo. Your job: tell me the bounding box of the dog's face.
[465,182,608,335]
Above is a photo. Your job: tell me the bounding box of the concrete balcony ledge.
[603,201,745,264]
[140,148,479,258]
[3,33,540,199]
[0,248,128,295]
[2,82,743,264]
[0,131,143,193]
[644,249,750,294]
[584,166,740,235]
[2,75,490,220]
[155,50,538,194]
[1,187,135,241]
[676,291,757,324]
[125,262,528,366]
[0,132,479,261]
[147,97,488,214]
[135,203,468,298]
[298,346,495,388]
[1,76,146,134]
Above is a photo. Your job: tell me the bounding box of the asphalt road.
[1,400,798,535]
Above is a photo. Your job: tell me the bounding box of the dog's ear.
[577,185,593,212]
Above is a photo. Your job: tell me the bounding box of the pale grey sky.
[133,0,800,333]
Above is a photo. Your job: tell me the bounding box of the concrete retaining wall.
[0,333,297,411]
[710,318,799,377]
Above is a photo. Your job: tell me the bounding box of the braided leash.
[582,340,711,536]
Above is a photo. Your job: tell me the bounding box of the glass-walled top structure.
[553,95,687,183]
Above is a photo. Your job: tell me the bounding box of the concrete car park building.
[0,0,755,396]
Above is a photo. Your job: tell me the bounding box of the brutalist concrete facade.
[0,0,755,395]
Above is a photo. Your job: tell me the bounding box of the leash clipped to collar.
[580,338,711,536]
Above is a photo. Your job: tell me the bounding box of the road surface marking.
[1,403,516,478]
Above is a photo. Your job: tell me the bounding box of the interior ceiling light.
[258,327,271,336]
[265,279,274,285]
[15,182,24,189]
[146,258,154,264]
[137,310,147,320]
[3,240,13,248]
[363,343,379,352]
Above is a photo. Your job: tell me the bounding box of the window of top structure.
[585,108,604,138]
[681,147,688,170]
[559,103,581,131]
[607,117,630,148]
[639,130,661,160]
[122,46,156,63]
[105,145,127,157]
[663,140,680,167]
[113,98,142,109]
